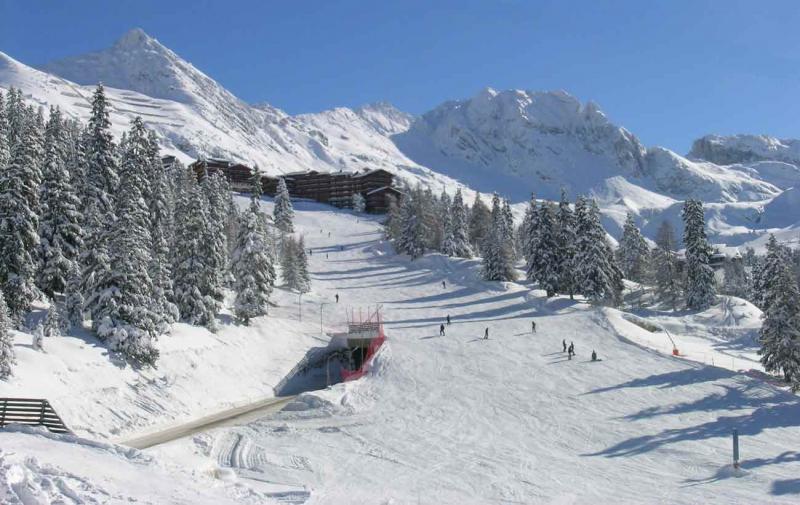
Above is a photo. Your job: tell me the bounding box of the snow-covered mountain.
[2,28,799,245]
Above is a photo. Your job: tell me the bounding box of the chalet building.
[188,159,401,213]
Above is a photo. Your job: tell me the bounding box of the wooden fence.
[0,398,71,434]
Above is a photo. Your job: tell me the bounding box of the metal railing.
[0,398,71,434]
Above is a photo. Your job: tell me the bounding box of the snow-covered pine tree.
[396,190,426,259]
[574,197,623,305]
[64,264,84,328]
[468,192,491,254]
[682,199,716,310]
[556,189,577,299]
[146,130,178,328]
[4,88,25,151]
[652,220,682,310]
[352,192,366,213]
[295,236,311,293]
[280,235,299,288]
[383,193,402,241]
[751,255,768,309]
[482,194,517,282]
[273,177,295,233]
[528,203,560,297]
[502,199,517,259]
[616,213,649,283]
[758,235,800,388]
[442,188,473,258]
[0,103,41,321]
[0,289,14,380]
[437,189,452,254]
[37,107,83,298]
[95,117,159,365]
[80,85,119,323]
[42,303,61,338]
[0,91,8,170]
[200,171,230,314]
[232,204,274,325]
[417,187,439,250]
[173,168,217,329]
[520,195,538,269]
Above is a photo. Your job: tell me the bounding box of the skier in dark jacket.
[442,280,446,289]
[562,339,567,352]
[446,314,451,325]
[531,321,536,333]
[568,342,575,359]
[335,293,339,303]
[439,324,446,337]
[591,350,597,361]
[484,327,489,340]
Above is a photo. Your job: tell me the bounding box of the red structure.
[330,307,387,382]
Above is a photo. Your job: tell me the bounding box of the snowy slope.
[3,200,798,504]
[143,202,799,505]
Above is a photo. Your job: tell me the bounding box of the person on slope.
[442,280,446,289]
[568,342,575,359]
[591,350,597,361]
[484,327,489,340]
[335,293,339,303]
[562,339,567,352]
[531,321,537,333]
[439,324,446,337]
[446,314,451,325]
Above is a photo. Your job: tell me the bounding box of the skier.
[446,314,451,325]
[562,339,567,352]
[568,342,575,359]
[591,350,597,362]
[442,280,446,289]
[439,324,445,337]
[309,249,313,256]
[328,232,331,237]
[335,293,339,303]
[484,327,489,340]
[531,321,536,333]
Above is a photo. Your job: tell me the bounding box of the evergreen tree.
[200,171,230,314]
[0,104,40,321]
[502,198,516,258]
[758,235,800,389]
[95,117,159,365]
[482,194,517,281]
[352,192,366,213]
[520,195,539,270]
[616,213,649,282]
[383,193,402,241]
[652,221,682,310]
[273,177,295,233]
[294,236,311,293]
[527,202,560,297]
[437,189,452,254]
[442,188,473,258]
[64,265,84,328]
[396,190,426,259]
[80,85,119,323]
[37,107,83,298]
[468,192,491,254]
[556,189,577,299]
[0,91,8,170]
[146,131,178,327]
[173,171,217,329]
[574,198,623,305]
[232,206,274,324]
[42,303,61,338]
[682,199,716,310]
[751,255,768,309]
[0,290,14,380]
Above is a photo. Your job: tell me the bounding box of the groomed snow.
[138,200,799,505]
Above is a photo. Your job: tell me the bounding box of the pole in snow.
[732,429,740,469]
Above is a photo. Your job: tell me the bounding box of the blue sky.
[2,0,798,153]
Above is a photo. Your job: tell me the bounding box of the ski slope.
[141,200,800,505]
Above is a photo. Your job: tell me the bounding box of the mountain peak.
[113,28,161,51]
